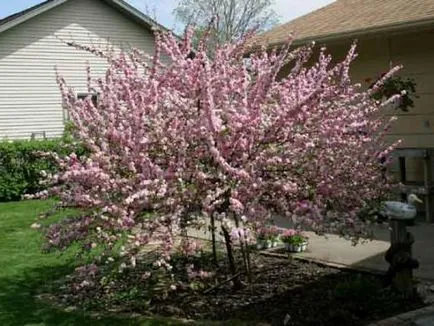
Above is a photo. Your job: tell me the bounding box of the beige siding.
[327,31,434,148]
[334,31,434,182]
[278,29,434,181]
[0,0,155,139]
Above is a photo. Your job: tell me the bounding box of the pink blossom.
[281,229,298,238]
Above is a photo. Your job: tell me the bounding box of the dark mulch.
[55,253,425,326]
[154,255,424,325]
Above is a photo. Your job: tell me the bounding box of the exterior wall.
[280,28,434,182]
[348,29,434,149]
[0,0,155,139]
[339,30,434,182]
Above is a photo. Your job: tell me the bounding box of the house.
[254,0,434,148]
[254,0,434,185]
[0,0,169,139]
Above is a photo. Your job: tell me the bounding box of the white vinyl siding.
[0,0,155,139]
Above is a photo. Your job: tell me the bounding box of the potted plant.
[256,225,280,249]
[365,74,417,112]
[281,229,308,253]
[268,226,280,248]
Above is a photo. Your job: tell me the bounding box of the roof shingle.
[254,0,434,47]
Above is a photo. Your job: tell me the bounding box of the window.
[30,131,46,140]
[63,92,99,122]
[77,92,98,107]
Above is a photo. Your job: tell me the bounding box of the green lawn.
[0,200,192,326]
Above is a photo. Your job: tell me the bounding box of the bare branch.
[174,0,278,45]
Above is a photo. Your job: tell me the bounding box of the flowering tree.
[39,28,399,289]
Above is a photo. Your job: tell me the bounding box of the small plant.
[280,229,305,244]
[256,225,280,249]
[366,74,417,112]
[280,229,308,252]
[256,225,279,241]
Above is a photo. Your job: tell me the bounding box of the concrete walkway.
[272,218,434,281]
[190,218,434,281]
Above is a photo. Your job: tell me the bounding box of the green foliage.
[281,234,306,245]
[371,76,417,112]
[62,120,79,143]
[0,139,87,202]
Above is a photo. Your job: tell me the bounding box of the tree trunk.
[221,225,242,290]
[244,237,253,284]
[210,213,218,265]
[232,214,252,283]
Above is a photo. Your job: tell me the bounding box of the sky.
[0,0,335,30]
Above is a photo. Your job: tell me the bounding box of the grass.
[0,200,204,326]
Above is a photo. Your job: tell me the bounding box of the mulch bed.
[53,253,425,326]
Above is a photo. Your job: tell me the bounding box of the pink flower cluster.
[186,264,215,280]
[281,228,298,238]
[70,264,100,292]
[256,225,280,240]
[179,238,202,256]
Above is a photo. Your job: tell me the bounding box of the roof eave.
[0,0,67,34]
[0,0,180,39]
[104,0,179,38]
[266,16,434,49]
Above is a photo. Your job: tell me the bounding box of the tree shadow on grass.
[0,263,185,326]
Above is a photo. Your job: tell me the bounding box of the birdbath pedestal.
[385,214,419,297]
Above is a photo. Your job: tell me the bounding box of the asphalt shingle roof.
[253,0,434,47]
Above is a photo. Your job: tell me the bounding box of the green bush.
[0,139,87,202]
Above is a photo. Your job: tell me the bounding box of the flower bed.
[52,254,425,326]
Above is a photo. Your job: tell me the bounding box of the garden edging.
[259,249,387,277]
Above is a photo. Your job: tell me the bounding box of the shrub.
[42,26,400,294]
[0,139,86,201]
